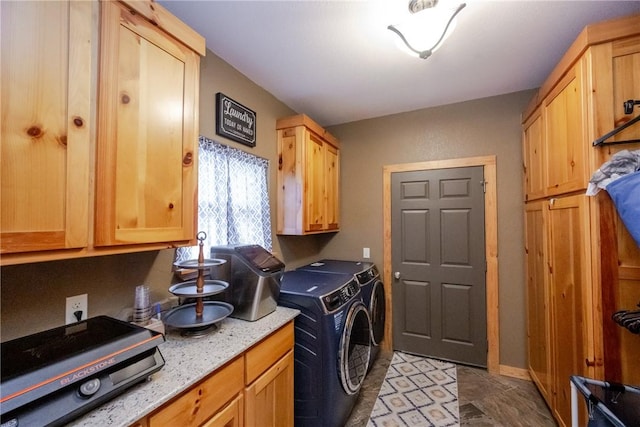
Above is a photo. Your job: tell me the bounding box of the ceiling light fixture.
[388,0,466,59]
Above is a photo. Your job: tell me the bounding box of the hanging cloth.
[587,149,640,248]
[586,149,640,196]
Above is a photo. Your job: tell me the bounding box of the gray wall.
[323,89,535,368]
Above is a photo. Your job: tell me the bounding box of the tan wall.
[0,50,324,341]
[1,46,534,370]
[323,89,535,368]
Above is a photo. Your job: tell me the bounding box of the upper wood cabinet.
[95,1,202,246]
[1,1,93,255]
[521,15,640,201]
[276,114,340,235]
[0,0,205,265]
[543,61,588,196]
[522,108,545,201]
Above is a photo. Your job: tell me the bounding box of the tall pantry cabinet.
[522,14,640,427]
[0,0,206,265]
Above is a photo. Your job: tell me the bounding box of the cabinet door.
[244,350,294,427]
[522,109,545,201]
[304,131,326,232]
[543,62,588,196]
[524,201,551,404]
[547,194,592,427]
[1,1,92,254]
[95,1,198,246]
[325,142,340,231]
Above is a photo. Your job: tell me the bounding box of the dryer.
[297,260,386,369]
[278,270,371,427]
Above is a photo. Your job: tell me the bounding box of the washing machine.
[278,270,371,427]
[297,260,386,369]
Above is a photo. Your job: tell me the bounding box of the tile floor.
[346,350,557,426]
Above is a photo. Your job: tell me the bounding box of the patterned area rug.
[367,352,459,427]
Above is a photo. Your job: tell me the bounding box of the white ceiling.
[159,0,640,127]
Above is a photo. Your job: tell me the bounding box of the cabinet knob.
[585,358,596,367]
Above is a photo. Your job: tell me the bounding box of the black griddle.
[1,316,165,427]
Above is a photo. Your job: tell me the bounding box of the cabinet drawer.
[201,394,243,427]
[149,356,243,427]
[245,322,294,385]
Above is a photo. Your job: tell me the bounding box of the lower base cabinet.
[526,195,594,427]
[134,322,294,427]
[244,351,294,427]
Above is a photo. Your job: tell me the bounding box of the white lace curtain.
[175,136,272,263]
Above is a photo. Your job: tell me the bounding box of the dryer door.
[369,280,386,346]
[338,302,371,395]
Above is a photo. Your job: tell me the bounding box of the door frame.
[382,155,499,374]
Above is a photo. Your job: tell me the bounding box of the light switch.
[363,247,370,259]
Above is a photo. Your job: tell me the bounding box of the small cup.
[134,285,150,309]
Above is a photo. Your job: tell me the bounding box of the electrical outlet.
[66,294,88,324]
[363,247,370,259]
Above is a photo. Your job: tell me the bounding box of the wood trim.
[382,155,500,374]
[598,193,621,380]
[117,0,206,56]
[0,241,190,266]
[67,0,93,249]
[276,114,339,148]
[499,365,532,381]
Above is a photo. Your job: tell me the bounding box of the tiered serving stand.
[163,232,233,336]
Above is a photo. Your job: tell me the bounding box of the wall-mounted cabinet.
[523,13,640,427]
[95,1,201,246]
[542,61,587,196]
[1,1,93,255]
[522,109,545,201]
[0,0,205,265]
[276,114,340,235]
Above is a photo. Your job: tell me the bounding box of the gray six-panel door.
[391,166,487,367]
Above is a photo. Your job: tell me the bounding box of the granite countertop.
[69,306,299,427]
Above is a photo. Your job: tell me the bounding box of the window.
[175,136,272,263]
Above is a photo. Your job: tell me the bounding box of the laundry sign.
[215,93,256,147]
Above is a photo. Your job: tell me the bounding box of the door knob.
[394,271,401,279]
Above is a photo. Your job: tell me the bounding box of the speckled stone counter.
[68,306,299,427]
